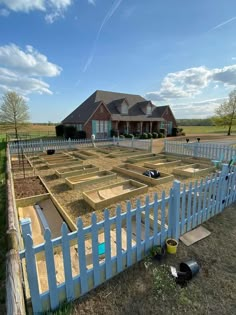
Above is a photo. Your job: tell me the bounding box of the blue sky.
[0,0,236,122]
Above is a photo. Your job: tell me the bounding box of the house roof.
[62,90,171,123]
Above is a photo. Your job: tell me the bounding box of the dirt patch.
[14,176,47,199]
[11,159,31,170]
[68,203,236,315]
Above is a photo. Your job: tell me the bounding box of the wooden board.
[180,226,211,246]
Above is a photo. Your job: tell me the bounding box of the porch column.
[140,122,143,134]
[126,121,129,134]
[150,122,152,133]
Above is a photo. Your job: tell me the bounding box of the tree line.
[176,118,214,126]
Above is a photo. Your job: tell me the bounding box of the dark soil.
[14,176,47,199]
[11,160,32,170]
[67,203,236,315]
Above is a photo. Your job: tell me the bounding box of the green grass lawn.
[179,125,234,135]
[0,123,56,141]
[0,140,6,308]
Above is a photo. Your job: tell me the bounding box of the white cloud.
[0,0,72,23]
[88,0,96,5]
[0,44,61,77]
[45,11,61,24]
[0,44,62,96]
[49,0,72,10]
[172,98,227,119]
[0,0,45,12]
[232,57,236,60]
[146,65,236,101]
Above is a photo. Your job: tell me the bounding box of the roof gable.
[62,91,97,123]
[62,90,176,124]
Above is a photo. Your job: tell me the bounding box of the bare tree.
[0,91,30,139]
[213,89,236,136]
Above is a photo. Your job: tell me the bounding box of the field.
[0,123,56,141]
[179,125,235,135]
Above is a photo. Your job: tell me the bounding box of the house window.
[76,124,83,131]
[146,104,152,115]
[95,120,108,133]
[121,102,128,114]
[104,121,108,132]
[96,121,100,133]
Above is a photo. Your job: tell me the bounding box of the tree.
[213,89,236,136]
[0,91,30,139]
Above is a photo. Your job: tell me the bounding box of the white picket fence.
[19,165,236,313]
[164,140,236,162]
[9,137,152,154]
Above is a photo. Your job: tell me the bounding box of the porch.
[112,120,173,136]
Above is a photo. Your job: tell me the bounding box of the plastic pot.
[47,149,55,155]
[153,246,166,261]
[166,238,178,254]
[179,260,200,280]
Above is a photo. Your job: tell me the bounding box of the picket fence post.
[169,180,181,240]
[40,139,43,151]
[20,218,32,246]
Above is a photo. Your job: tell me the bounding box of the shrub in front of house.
[64,126,76,139]
[152,132,158,139]
[140,133,148,139]
[119,135,125,139]
[55,124,64,137]
[148,132,153,138]
[158,132,165,138]
[126,134,134,138]
[159,128,166,136]
[110,129,118,137]
[75,130,86,139]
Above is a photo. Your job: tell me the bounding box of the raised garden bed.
[144,159,182,169]
[72,150,99,160]
[113,163,174,185]
[83,179,148,210]
[65,170,117,189]
[55,164,99,178]
[127,153,164,163]
[14,176,48,199]
[11,159,33,171]
[172,163,216,177]
[46,159,82,168]
[108,149,143,158]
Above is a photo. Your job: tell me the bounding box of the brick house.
[62,90,177,138]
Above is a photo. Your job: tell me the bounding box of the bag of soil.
[143,169,160,178]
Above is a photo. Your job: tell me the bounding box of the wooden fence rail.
[6,145,26,315]
[19,164,236,313]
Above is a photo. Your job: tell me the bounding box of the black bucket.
[47,149,55,155]
[179,260,200,280]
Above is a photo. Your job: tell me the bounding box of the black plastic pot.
[47,149,55,155]
[179,260,200,280]
[153,246,166,261]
